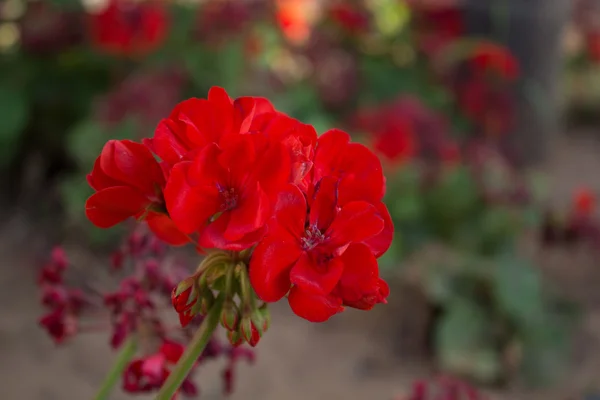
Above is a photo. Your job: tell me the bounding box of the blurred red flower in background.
[88,0,169,56]
[327,2,370,34]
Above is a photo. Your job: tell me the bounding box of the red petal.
[362,201,394,258]
[336,244,389,310]
[149,119,191,165]
[160,340,185,363]
[99,140,165,196]
[164,162,220,234]
[86,186,150,228]
[87,156,122,191]
[252,140,291,197]
[208,86,234,138]
[337,142,385,204]
[337,243,379,300]
[200,215,266,250]
[287,286,343,322]
[233,96,256,133]
[269,184,307,240]
[312,129,350,182]
[188,143,229,186]
[249,239,301,301]
[309,176,338,231]
[146,213,189,246]
[326,201,384,251]
[224,182,270,241]
[289,252,344,294]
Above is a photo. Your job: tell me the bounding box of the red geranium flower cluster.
[38,228,254,398]
[38,247,87,344]
[85,86,393,325]
[354,96,459,166]
[409,2,465,57]
[453,42,519,138]
[88,0,169,56]
[327,1,370,34]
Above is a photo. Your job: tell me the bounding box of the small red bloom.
[85,139,187,245]
[123,339,193,395]
[250,179,390,322]
[39,308,77,344]
[411,4,464,56]
[88,0,169,56]
[328,3,369,33]
[574,188,596,217]
[470,42,520,81]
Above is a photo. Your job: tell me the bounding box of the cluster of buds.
[37,227,254,397]
[171,249,270,347]
[38,247,87,344]
[398,376,485,400]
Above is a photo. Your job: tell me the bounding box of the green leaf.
[423,264,455,304]
[0,86,29,167]
[492,255,544,324]
[436,298,502,383]
[518,308,575,385]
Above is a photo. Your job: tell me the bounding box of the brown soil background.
[3,133,600,400]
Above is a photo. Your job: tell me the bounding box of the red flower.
[85,139,187,245]
[574,188,596,217]
[124,339,198,396]
[457,80,514,137]
[470,42,519,81]
[307,129,393,257]
[328,3,369,33]
[373,117,417,164]
[164,129,291,250]
[249,179,390,322]
[39,308,77,344]
[411,5,464,56]
[88,0,169,56]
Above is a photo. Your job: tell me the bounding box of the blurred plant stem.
[154,294,225,400]
[94,335,137,400]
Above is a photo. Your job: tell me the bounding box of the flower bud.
[257,303,270,332]
[240,315,261,347]
[220,301,240,331]
[227,329,243,347]
[171,276,200,327]
[196,287,214,316]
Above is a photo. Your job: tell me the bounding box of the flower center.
[300,224,325,251]
[218,185,238,211]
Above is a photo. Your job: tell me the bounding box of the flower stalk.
[154,293,226,400]
[94,335,138,400]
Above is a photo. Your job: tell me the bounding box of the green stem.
[94,336,137,400]
[154,293,225,400]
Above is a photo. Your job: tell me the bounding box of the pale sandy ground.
[2,134,600,400]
